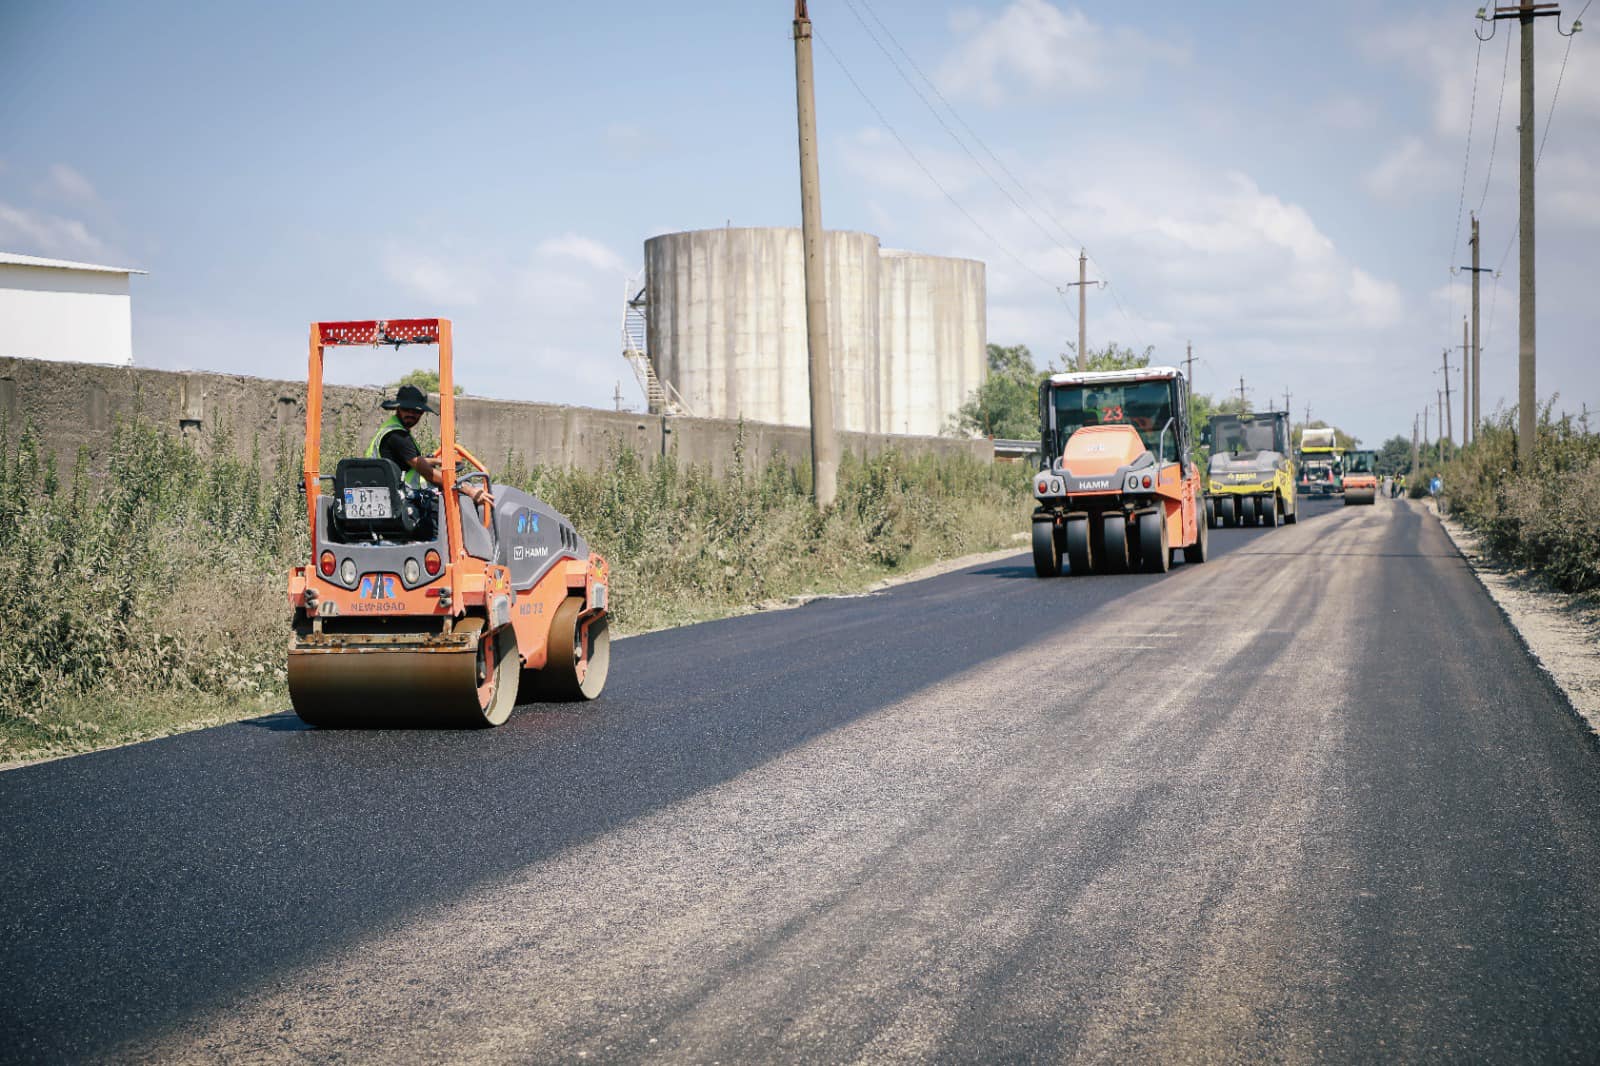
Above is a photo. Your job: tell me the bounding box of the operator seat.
[331,457,425,540]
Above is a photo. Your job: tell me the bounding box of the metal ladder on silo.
[621,277,692,417]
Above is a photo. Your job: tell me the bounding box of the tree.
[390,368,463,396]
[952,343,1044,440]
[1060,341,1153,372]
[1375,434,1411,476]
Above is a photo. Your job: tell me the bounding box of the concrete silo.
[878,249,986,437]
[643,226,984,436]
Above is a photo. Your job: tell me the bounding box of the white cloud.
[1316,95,1378,132]
[0,201,112,260]
[838,127,983,204]
[842,127,1407,414]
[603,123,669,165]
[43,163,97,204]
[1363,137,1453,201]
[380,246,483,306]
[939,0,1185,105]
[534,233,625,273]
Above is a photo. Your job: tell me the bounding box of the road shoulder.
[1430,500,1600,736]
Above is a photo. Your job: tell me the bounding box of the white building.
[0,252,145,366]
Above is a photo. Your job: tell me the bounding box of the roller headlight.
[404,558,421,585]
[340,558,357,585]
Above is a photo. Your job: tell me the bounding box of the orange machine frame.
[291,318,603,673]
[303,318,468,566]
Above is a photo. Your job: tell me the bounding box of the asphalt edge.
[1426,499,1600,746]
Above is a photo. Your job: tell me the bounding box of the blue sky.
[2,0,1595,447]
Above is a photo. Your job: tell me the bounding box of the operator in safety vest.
[368,384,494,508]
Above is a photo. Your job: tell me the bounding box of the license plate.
[344,487,392,519]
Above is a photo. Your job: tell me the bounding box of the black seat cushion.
[332,458,422,539]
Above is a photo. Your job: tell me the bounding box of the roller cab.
[1029,366,1207,576]
[286,319,610,728]
[1202,411,1297,528]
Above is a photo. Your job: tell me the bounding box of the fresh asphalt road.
[5,496,1600,1063]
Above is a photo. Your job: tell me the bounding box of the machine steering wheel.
[426,443,494,526]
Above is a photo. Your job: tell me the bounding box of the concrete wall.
[0,357,992,481]
[644,227,985,437]
[0,264,134,366]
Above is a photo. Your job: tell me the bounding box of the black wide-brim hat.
[381,384,438,414]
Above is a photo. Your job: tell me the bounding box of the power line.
[841,0,1149,351]
[1450,31,1485,273]
[839,0,1079,269]
[1486,1,1585,280]
[849,0,1088,249]
[1477,29,1513,215]
[812,29,1066,297]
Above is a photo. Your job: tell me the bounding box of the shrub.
[1,418,1029,754]
[1438,408,1600,595]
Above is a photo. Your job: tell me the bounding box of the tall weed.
[2,417,1028,755]
[1438,408,1600,595]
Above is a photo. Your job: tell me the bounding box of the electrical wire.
[1476,30,1512,214]
[840,1,1078,267]
[1449,31,1485,272]
[813,29,1067,298]
[843,0,1151,353]
[1489,14,1581,276]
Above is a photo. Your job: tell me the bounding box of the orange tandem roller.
[286,319,610,727]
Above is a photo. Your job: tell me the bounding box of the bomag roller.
[1030,366,1207,576]
[286,318,611,728]
[1202,410,1297,528]
[1342,449,1378,505]
[1296,427,1343,497]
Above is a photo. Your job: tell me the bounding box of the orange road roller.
[1342,449,1379,506]
[1030,366,1207,576]
[286,319,610,727]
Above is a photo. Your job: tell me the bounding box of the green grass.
[0,416,1029,764]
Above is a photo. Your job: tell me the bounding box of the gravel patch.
[1431,501,1600,735]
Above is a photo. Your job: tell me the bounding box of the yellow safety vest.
[366,415,424,488]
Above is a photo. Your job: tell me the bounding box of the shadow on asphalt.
[240,712,312,732]
[970,563,1039,579]
[0,512,1302,1061]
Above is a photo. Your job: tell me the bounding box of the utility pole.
[1487,2,1564,464]
[1423,403,1430,459]
[1440,347,1454,449]
[1183,341,1195,401]
[1460,213,1492,443]
[1412,413,1420,475]
[1437,388,1446,458]
[1283,388,1292,416]
[1458,320,1472,446]
[1060,251,1102,370]
[1236,376,1249,409]
[793,0,838,509]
